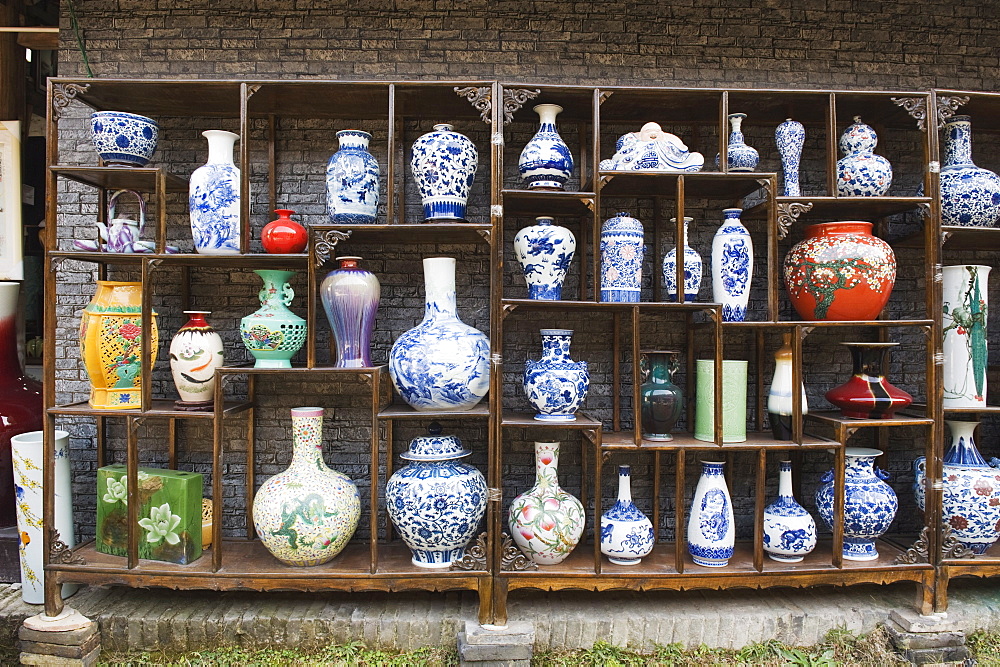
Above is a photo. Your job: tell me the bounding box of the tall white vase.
[687,460,735,567]
[189,130,241,255]
[711,208,753,322]
[942,265,989,408]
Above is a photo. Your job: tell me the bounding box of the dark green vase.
[639,350,683,441]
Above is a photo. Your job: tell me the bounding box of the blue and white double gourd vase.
[601,465,655,565]
[90,111,159,167]
[687,460,735,567]
[389,257,490,411]
[763,461,817,562]
[513,217,576,300]
[775,119,805,197]
[940,115,1000,227]
[411,124,478,222]
[518,104,574,190]
[600,212,644,303]
[816,447,897,561]
[662,216,702,302]
[711,208,753,322]
[326,129,380,224]
[189,130,241,255]
[523,329,589,422]
[386,423,487,568]
[836,116,892,197]
[715,113,759,172]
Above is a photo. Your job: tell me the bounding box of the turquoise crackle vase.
[240,270,307,368]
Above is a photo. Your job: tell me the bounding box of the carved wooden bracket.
[500,532,538,571]
[891,97,929,132]
[454,86,491,124]
[451,532,488,571]
[940,524,976,559]
[501,89,540,126]
[894,526,930,564]
[599,91,613,105]
[246,84,262,98]
[313,229,353,268]
[777,201,813,240]
[49,528,85,565]
[52,83,90,120]
[935,95,970,129]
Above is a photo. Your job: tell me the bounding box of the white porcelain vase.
[763,460,817,562]
[942,265,989,408]
[600,465,655,565]
[514,216,576,300]
[687,460,735,567]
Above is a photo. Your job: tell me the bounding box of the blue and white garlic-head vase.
[386,423,487,568]
[326,129,380,224]
[715,113,759,172]
[687,460,735,567]
[711,208,753,322]
[411,123,478,222]
[775,119,805,197]
[940,115,1000,227]
[189,130,241,255]
[523,329,589,422]
[389,257,490,411]
[513,216,576,300]
[763,461,817,562]
[518,104,574,190]
[662,217,702,302]
[836,116,892,197]
[600,212,644,303]
[601,465,655,565]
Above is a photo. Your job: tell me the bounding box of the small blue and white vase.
[326,129,380,224]
[519,104,574,190]
[662,216,702,302]
[600,211,644,303]
[601,465,655,565]
[763,460,817,562]
[836,116,892,197]
[386,423,487,568]
[523,329,589,422]
[90,111,159,167]
[940,115,1000,227]
[775,119,805,197]
[411,123,478,222]
[715,113,759,172]
[816,447,897,561]
[189,130,241,255]
[687,460,735,567]
[711,208,753,322]
[513,216,576,300]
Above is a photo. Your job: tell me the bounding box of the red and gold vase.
[825,342,912,419]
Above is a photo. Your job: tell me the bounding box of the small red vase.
[825,342,912,419]
[261,209,307,254]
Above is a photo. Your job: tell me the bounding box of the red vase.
[825,342,912,419]
[783,221,895,321]
[261,209,307,254]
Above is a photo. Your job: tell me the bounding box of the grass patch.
[99,642,458,666]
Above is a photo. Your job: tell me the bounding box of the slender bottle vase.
[662,217,702,302]
[600,465,655,565]
[775,119,804,197]
[763,461,817,562]
[711,208,752,322]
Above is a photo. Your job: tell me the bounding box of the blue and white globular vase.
[513,216,576,300]
[715,113,759,172]
[601,465,655,565]
[600,211,644,303]
[763,461,817,562]
[711,208,753,322]
[523,329,589,422]
[386,423,487,568]
[320,256,380,368]
[662,216,702,302]
[326,129,380,224]
[836,116,892,197]
[519,104,574,190]
[816,447,897,561]
[775,119,805,197]
[90,111,158,167]
[389,257,490,411]
[687,460,735,567]
[940,115,1000,227]
[411,124,478,222]
[189,130,241,255]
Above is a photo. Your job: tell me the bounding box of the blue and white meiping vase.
[715,113,759,172]
[601,465,655,565]
[411,124,478,222]
[711,208,753,322]
[523,329,589,422]
[389,257,490,411]
[518,104,574,190]
[385,423,487,568]
[600,211,644,303]
[775,118,805,197]
[940,115,1000,227]
[662,216,702,302]
[189,130,241,255]
[816,447,897,561]
[326,129,380,224]
[836,116,892,197]
[763,460,817,562]
[687,460,735,567]
[513,216,576,300]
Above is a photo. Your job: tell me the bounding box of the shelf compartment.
[48,399,252,419]
[217,364,388,375]
[245,81,391,119]
[692,319,935,329]
[502,299,717,313]
[502,412,602,430]
[600,430,836,451]
[51,166,188,192]
[378,403,490,420]
[311,223,493,249]
[49,251,309,269]
[598,171,772,200]
[501,190,596,217]
[53,78,244,117]
[804,410,934,430]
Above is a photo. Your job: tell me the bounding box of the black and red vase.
[825,342,912,419]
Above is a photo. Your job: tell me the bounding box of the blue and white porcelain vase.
[601,465,655,565]
[711,208,753,322]
[715,113,759,172]
[519,104,574,190]
[836,116,892,197]
[389,257,490,411]
[816,447,897,561]
[600,211,644,303]
[763,461,817,562]
[687,460,735,567]
[775,119,805,197]
[662,216,702,302]
[513,216,576,300]
[90,111,158,167]
[914,420,1000,555]
[386,423,487,568]
[940,115,1000,227]
[523,329,589,422]
[326,129,379,224]
[189,130,241,255]
[411,124,478,222]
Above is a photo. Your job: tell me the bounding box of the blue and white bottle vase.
[514,216,576,300]
[715,113,759,172]
[662,216,702,302]
[519,104,574,190]
[411,124,478,222]
[775,119,805,197]
[711,208,753,322]
[763,461,817,562]
[189,130,241,255]
[687,460,735,567]
[326,129,380,224]
[523,329,589,422]
[601,465,655,565]
[940,115,1000,227]
[836,116,892,197]
[601,211,644,303]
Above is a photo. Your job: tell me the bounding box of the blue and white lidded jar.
[523,329,589,422]
[687,460,735,567]
[711,208,753,322]
[518,104,574,190]
[763,460,817,562]
[513,216,576,300]
[600,465,655,565]
[326,129,380,224]
[662,216,702,302]
[410,123,478,222]
[940,115,1000,227]
[600,211,644,303]
[775,119,805,197]
[715,113,759,172]
[189,130,241,255]
[836,116,892,197]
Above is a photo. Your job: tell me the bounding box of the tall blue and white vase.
[662,216,702,302]
[411,124,478,222]
[711,208,753,322]
[940,115,1000,227]
[326,129,380,224]
[189,130,241,255]
[687,460,735,567]
[836,116,892,196]
[763,461,817,562]
[601,465,655,565]
[715,113,759,172]
[386,423,487,568]
[775,119,805,197]
[513,216,576,300]
[523,329,589,422]
[389,257,490,411]
[518,104,574,190]
[816,447,897,561]
[600,211,644,303]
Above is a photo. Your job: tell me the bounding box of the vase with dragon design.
[763,460,817,562]
[940,115,1000,227]
[514,216,576,300]
[169,311,224,411]
[687,460,735,567]
[518,104,574,190]
[600,465,655,565]
[240,270,307,368]
[326,129,380,224]
[711,208,753,322]
[943,265,989,408]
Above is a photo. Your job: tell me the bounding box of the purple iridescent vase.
[320,256,381,368]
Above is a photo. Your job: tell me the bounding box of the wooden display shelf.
[311,223,493,248]
[501,190,596,217]
[693,319,935,329]
[501,299,717,313]
[501,412,602,429]
[57,78,243,117]
[49,251,310,269]
[907,403,1000,416]
[51,165,188,192]
[805,411,934,429]
[48,399,252,419]
[599,430,835,450]
[217,364,387,375]
[378,403,490,420]
[744,196,931,223]
[598,171,771,199]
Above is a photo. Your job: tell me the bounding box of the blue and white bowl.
[90,111,158,167]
